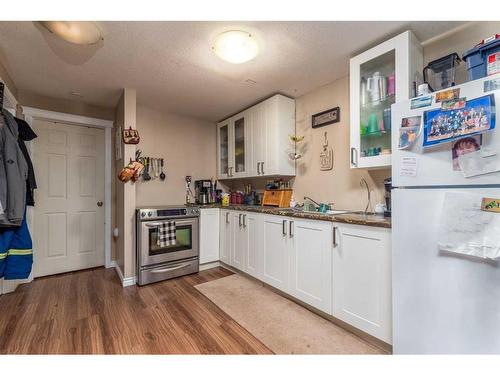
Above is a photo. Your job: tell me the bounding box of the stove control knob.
[140,212,145,218]
[148,212,152,217]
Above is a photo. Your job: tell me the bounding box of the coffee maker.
[383,177,392,217]
[195,180,212,205]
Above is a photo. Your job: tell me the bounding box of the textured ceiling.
[0,21,466,121]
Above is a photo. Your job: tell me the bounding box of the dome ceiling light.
[213,30,259,64]
[40,21,103,45]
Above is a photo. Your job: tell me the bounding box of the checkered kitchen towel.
[157,221,176,247]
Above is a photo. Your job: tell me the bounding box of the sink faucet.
[360,178,371,214]
[303,196,321,207]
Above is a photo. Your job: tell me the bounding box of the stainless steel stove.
[136,206,200,285]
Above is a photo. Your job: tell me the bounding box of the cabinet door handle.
[243,214,246,228]
[282,220,287,236]
[238,213,242,227]
[257,162,260,175]
[226,212,229,224]
[350,147,358,167]
[333,226,338,247]
[261,162,265,174]
[289,221,294,237]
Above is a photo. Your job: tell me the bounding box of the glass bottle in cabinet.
[350,31,423,169]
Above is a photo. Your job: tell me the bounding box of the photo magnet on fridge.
[423,94,496,147]
[398,116,422,149]
[410,95,432,109]
[484,77,500,92]
[435,88,461,103]
[441,97,467,111]
[451,135,482,171]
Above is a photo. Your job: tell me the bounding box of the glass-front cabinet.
[217,120,231,178]
[217,111,250,179]
[350,31,423,169]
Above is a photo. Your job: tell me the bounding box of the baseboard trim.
[113,262,136,288]
[199,261,220,271]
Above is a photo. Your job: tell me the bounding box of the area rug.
[195,273,384,354]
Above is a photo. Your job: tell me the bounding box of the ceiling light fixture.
[40,21,103,45]
[213,30,259,64]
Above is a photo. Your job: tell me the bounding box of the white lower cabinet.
[260,215,333,315]
[244,213,261,279]
[216,210,392,344]
[261,215,290,292]
[231,212,246,271]
[199,208,220,264]
[288,219,333,314]
[226,211,262,277]
[332,223,392,344]
[219,210,232,265]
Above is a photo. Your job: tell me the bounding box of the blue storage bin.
[463,37,500,80]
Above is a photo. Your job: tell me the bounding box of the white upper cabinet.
[217,120,231,179]
[217,94,296,179]
[349,30,423,169]
[232,110,251,178]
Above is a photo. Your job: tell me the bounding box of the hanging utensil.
[160,158,166,180]
[143,157,151,181]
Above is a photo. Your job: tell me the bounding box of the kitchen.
[1,4,500,370]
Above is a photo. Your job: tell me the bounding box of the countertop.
[191,204,391,229]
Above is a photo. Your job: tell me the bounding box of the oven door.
[139,217,199,267]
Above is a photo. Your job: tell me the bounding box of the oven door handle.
[145,222,163,228]
[149,262,191,273]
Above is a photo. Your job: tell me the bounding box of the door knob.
[97,201,103,207]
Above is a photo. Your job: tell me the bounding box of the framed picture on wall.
[312,107,340,128]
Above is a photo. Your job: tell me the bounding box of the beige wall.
[0,60,18,99]
[113,88,137,278]
[423,21,500,86]
[292,76,389,211]
[19,90,114,120]
[272,23,500,211]
[135,106,217,207]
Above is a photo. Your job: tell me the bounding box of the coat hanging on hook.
[0,82,5,110]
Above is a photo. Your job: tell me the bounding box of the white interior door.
[32,120,105,277]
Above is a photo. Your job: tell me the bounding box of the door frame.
[22,106,114,270]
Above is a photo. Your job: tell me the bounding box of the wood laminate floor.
[0,267,273,354]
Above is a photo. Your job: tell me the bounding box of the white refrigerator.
[391,75,500,354]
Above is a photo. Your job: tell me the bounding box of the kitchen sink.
[278,207,356,215]
[325,210,349,215]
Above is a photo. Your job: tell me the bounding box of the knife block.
[262,189,293,208]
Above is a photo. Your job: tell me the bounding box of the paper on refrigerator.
[400,156,418,177]
[437,192,500,260]
[458,148,500,178]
